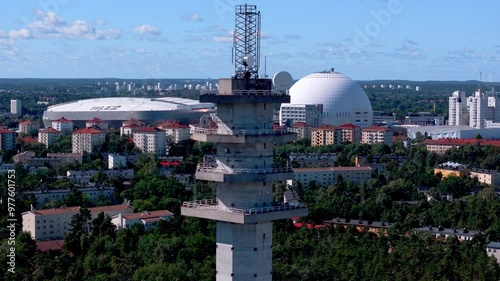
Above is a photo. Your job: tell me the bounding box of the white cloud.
[8,28,33,39]
[213,36,232,43]
[95,29,121,40]
[182,13,204,22]
[136,48,146,54]
[132,24,161,35]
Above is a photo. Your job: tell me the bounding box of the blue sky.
[0,0,499,81]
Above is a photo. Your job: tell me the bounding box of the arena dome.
[288,71,373,128]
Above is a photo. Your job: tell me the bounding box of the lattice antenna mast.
[233,4,261,80]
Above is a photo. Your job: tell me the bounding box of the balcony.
[192,127,293,136]
[181,198,308,224]
[191,128,297,144]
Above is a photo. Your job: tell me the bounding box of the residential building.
[289,152,337,168]
[355,155,408,173]
[434,162,467,178]
[108,154,126,169]
[311,123,360,146]
[133,127,167,156]
[22,204,134,241]
[66,169,134,185]
[72,128,105,154]
[85,117,109,130]
[424,138,500,154]
[337,123,361,144]
[51,117,73,134]
[361,126,393,145]
[19,120,37,134]
[414,226,478,241]
[469,168,500,187]
[27,187,115,208]
[11,99,22,115]
[486,242,500,264]
[324,218,391,236]
[448,90,469,126]
[111,210,174,230]
[157,121,191,143]
[290,122,312,140]
[0,129,16,151]
[38,128,62,148]
[120,124,141,136]
[292,166,372,187]
[279,104,323,127]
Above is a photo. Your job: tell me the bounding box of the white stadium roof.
[46,97,213,112]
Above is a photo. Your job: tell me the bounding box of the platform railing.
[196,165,293,175]
[192,126,293,136]
[182,198,307,215]
[201,89,288,96]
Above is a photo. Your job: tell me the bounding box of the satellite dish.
[243,55,255,67]
[272,71,293,91]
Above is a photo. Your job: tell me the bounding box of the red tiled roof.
[424,138,500,147]
[122,210,173,220]
[37,240,64,252]
[89,204,134,214]
[157,121,189,129]
[338,123,360,129]
[54,117,72,123]
[73,128,104,134]
[22,136,38,143]
[86,117,106,123]
[134,127,163,133]
[39,127,61,134]
[313,124,338,130]
[0,129,15,134]
[292,122,311,128]
[363,126,391,131]
[19,120,32,125]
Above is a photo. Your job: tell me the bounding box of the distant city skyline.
[0,0,499,81]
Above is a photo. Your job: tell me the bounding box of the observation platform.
[191,127,297,144]
[181,198,308,224]
[200,90,290,104]
[195,165,293,183]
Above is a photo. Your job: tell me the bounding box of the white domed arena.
[288,71,373,128]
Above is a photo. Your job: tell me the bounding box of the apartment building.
[292,166,372,187]
[132,127,167,156]
[361,126,393,145]
[111,210,173,230]
[157,121,190,143]
[72,128,105,154]
[38,127,62,148]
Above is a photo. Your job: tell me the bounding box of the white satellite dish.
[272,71,293,91]
[243,55,255,67]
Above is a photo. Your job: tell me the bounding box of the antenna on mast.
[233,4,261,79]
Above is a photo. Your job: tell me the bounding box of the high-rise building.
[181,5,307,281]
[468,90,490,128]
[448,90,469,126]
[72,128,105,154]
[279,104,323,127]
[10,99,22,115]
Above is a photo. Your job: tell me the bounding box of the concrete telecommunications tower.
[181,4,307,281]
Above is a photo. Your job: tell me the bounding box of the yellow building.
[434,162,467,178]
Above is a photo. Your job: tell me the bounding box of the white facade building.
[38,128,62,148]
[157,121,191,143]
[448,90,469,126]
[52,117,73,134]
[27,187,115,208]
[19,120,37,134]
[468,90,489,128]
[111,210,173,230]
[487,242,500,264]
[361,126,393,145]
[133,127,167,156]
[11,99,21,115]
[71,128,105,154]
[22,204,134,241]
[279,104,323,127]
